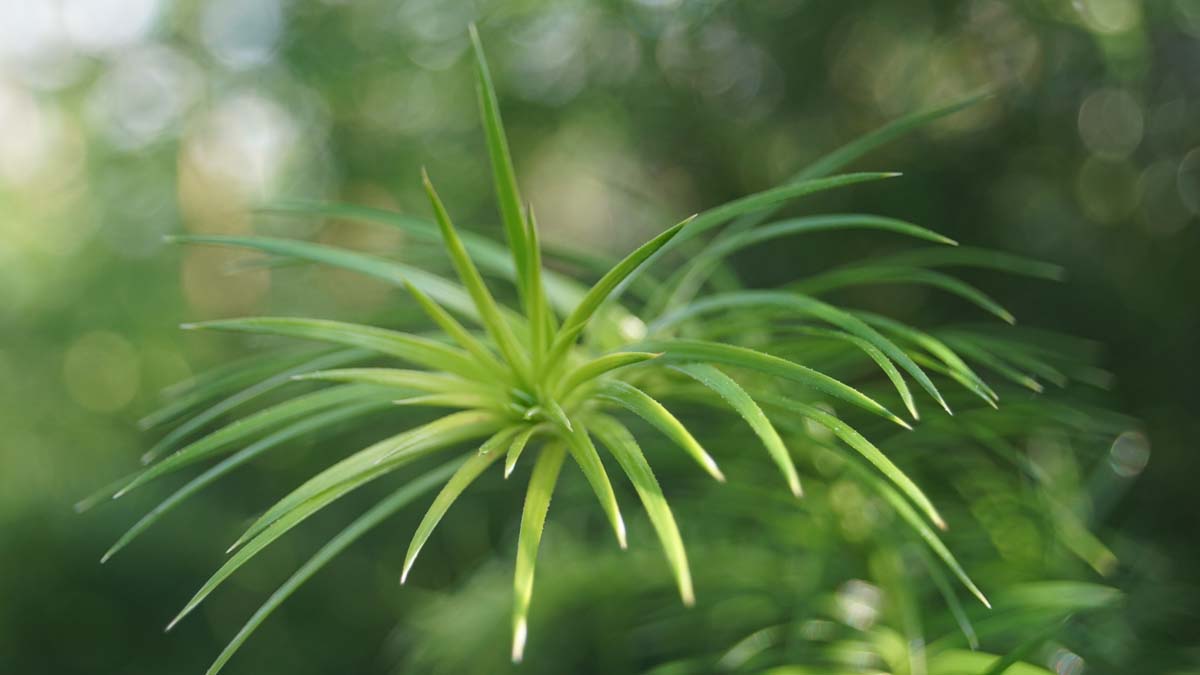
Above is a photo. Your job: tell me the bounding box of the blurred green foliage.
[1,0,1198,673]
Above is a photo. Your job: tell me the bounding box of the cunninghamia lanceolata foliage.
[81,25,1089,674]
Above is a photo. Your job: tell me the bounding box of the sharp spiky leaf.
[103,401,389,563]
[294,367,492,395]
[562,421,627,549]
[228,411,501,553]
[616,173,902,303]
[138,349,367,465]
[910,352,1000,408]
[856,462,987,606]
[505,424,544,478]
[800,91,990,175]
[469,23,529,301]
[524,206,552,366]
[710,214,958,260]
[137,349,327,431]
[670,364,801,497]
[542,398,574,432]
[681,173,902,244]
[512,443,567,663]
[557,352,659,398]
[764,395,946,532]
[629,339,912,429]
[392,393,500,410]
[402,280,511,380]
[797,266,1016,324]
[939,335,1045,392]
[657,213,957,314]
[401,429,516,583]
[594,380,725,482]
[651,292,950,414]
[591,414,694,605]
[254,200,595,321]
[545,218,689,369]
[183,317,483,381]
[422,170,531,380]
[942,331,1070,387]
[856,311,998,405]
[169,481,360,631]
[793,326,919,420]
[202,459,460,675]
[114,384,390,499]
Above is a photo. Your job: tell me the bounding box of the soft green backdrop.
[1,0,1197,673]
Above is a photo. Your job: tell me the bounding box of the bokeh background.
[2,0,1198,673]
